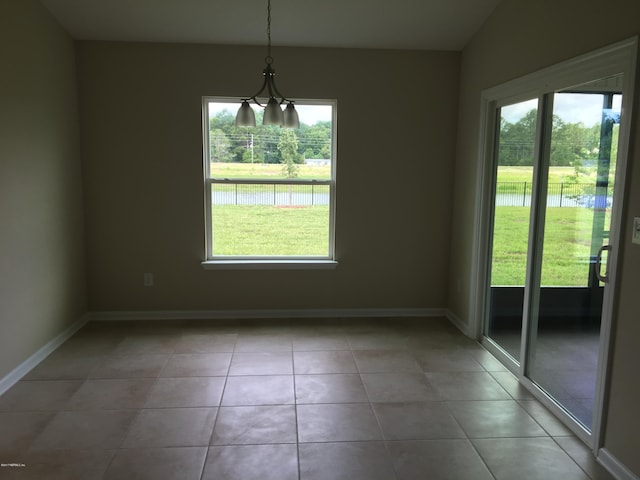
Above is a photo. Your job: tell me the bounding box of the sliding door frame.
[470,37,638,450]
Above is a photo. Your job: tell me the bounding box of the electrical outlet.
[633,217,640,245]
[144,273,154,287]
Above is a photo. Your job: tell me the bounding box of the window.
[202,98,337,267]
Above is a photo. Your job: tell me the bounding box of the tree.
[209,129,232,162]
[278,129,301,178]
[498,109,538,166]
[242,149,264,163]
[497,108,606,167]
[208,103,332,164]
[550,119,600,166]
[209,109,235,131]
[298,122,331,159]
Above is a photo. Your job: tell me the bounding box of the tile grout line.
[98,335,171,479]
[291,346,302,480]
[198,332,237,480]
[549,435,600,480]
[349,333,402,480]
[1,320,606,479]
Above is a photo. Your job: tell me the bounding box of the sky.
[209,93,621,128]
[501,94,622,126]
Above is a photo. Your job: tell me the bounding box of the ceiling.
[40,0,501,51]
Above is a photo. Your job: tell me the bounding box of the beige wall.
[0,0,86,379]
[449,0,640,474]
[6,1,638,474]
[76,42,460,312]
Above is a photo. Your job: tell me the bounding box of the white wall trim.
[0,314,89,396]
[87,308,447,322]
[445,309,471,337]
[598,449,640,480]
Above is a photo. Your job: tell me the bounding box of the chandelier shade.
[235,100,257,127]
[283,102,300,128]
[264,97,285,125]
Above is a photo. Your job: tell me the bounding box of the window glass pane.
[487,98,538,363]
[212,204,330,256]
[529,80,623,431]
[492,99,538,286]
[205,100,335,258]
[208,101,332,180]
[540,92,619,286]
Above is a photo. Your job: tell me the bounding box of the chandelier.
[235,0,299,128]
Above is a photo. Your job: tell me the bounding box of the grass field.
[491,206,596,286]
[495,166,581,183]
[210,162,331,180]
[211,164,605,286]
[490,166,605,287]
[212,205,329,256]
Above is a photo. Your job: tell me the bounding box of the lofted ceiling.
[40,0,501,51]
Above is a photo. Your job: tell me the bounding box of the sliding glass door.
[485,99,538,364]
[477,39,636,445]
[526,86,622,429]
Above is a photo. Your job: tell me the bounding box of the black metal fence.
[496,182,612,208]
[211,181,610,208]
[212,183,330,206]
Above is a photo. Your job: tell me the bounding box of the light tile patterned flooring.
[0,317,615,480]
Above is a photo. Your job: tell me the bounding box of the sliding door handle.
[595,244,612,283]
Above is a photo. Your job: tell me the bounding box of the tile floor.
[0,317,615,480]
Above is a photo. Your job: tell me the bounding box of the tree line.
[498,109,616,166]
[209,108,331,165]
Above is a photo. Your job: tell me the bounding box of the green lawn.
[210,162,331,180]
[210,162,331,256]
[214,204,601,283]
[212,205,330,256]
[491,166,607,286]
[491,206,597,286]
[496,166,580,183]
[209,164,606,285]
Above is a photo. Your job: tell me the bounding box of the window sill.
[201,260,338,270]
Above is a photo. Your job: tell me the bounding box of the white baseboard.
[598,448,640,480]
[445,309,471,337]
[88,307,447,322]
[0,314,89,396]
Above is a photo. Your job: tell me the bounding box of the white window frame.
[201,97,338,270]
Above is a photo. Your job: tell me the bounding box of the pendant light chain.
[234,0,299,128]
[266,0,272,63]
